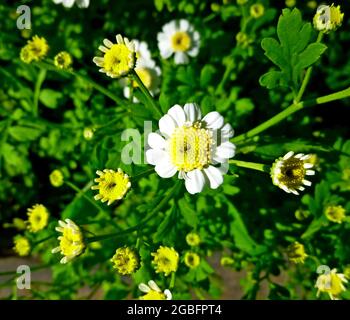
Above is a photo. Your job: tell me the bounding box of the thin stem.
[216,58,235,94]
[0,263,53,277]
[229,159,269,172]
[169,272,176,289]
[33,69,47,116]
[86,180,182,243]
[131,70,162,118]
[64,181,104,213]
[233,102,303,143]
[294,32,324,103]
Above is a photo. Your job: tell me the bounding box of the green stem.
[131,70,162,118]
[169,272,176,289]
[33,69,47,116]
[294,32,324,103]
[64,181,104,213]
[229,159,269,172]
[87,180,182,243]
[233,85,350,143]
[216,59,235,94]
[0,263,53,277]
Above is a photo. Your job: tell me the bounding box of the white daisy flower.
[53,0,90,8]
[120,40,161,101]
[146,103,236,194]
[270,151,316,195]
[157,19,200,64]
[139,280,172,300]
[315,268,348,300]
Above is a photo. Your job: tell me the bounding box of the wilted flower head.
[93,34,136,78]
[313,4,344,33]
[186,232,201,246]
[250,3,265,18]
[315,268,348,300]
[184,252,200,269]
[286,241,308,264]
[52,219,85,264]
[271,151,315,195]
[91,169,131,205]
[111,247,139,275]
[139,280,172,300]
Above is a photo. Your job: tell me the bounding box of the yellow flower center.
[103,44,134,76]
[169,124,212,172]
[171,31,191,52]
[152,246,179,276]
[276,158,306,189]
[140,290,166,300]
[133,68,152,89]
[185,252,200,268]
[27,204,49,232]
[111,247,139,275]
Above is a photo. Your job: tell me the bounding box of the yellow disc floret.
[49,169,64,187]
[54,51,73,70]
[186,232,201,246]
[171,31,192,52]
[91,168,131,205]
[313,4,344,33]
[111,247,139,275]
[169,123,213,172]
[13,236,31,256]
[250,3,265,18]
[52,219,85,264]
[133,67,152,89]
[325,205,346,224]
[138,280,172,300]
[184,252,200,269]
[152,246,179,276]
[27,204,49,233]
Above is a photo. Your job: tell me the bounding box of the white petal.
[148,280,161,292]
[159,114,176,138]
[62,0,74,7]
[174,52,189,65]
[76,0,90,8]
[283,151,294,160]
[184,169,205,194]
[146,149,167,166]
[138,283,150,293]
[167,104,186,127]
[103,39,114,49]
[187,46,199,57]
[215,141,236,159]
[184,103,201,122]
[148,133,166,150]
[203,166,224,189]
[202,111,224,130]
[221,123,234,139]
[155,159,177,178]
[164,289,172,300]
[179,19,190,31]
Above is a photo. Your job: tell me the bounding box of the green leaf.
[178,197,198,228]
[8,126,42,142]
[39,89,63,109]
[200,64,216,88]
[260,8,327,92]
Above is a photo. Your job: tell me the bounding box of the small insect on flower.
[27,204,49,233]
[54,51,73,70]
[13,236,31,257]
[51,219,85,264]
[250,3,265,19]
[157,19,200,64]
[111,247,139,275]
[325,205,346,224]
[271,151,316,195]
[286,242,308,264]
[139,280,172,300]
[49,169,64,187]
[315,268,348,300]
[20,35,49,64]
[184,252,200,269]
[146,103,236,194]
[93,34,136,79]
[91,169,131,205]
[152,246,179,276]
[313,4,344,33]
[52,0,90,8]
[186,232,201,246]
